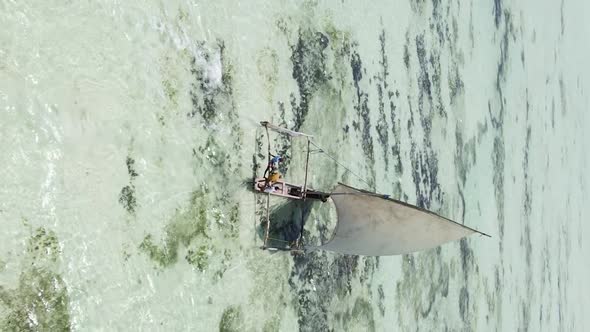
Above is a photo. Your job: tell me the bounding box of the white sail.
[260,121,313,138]
[315,183,489,256]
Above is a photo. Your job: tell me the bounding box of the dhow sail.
[315,183,490,256]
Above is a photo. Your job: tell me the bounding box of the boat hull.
[253,177,304,200]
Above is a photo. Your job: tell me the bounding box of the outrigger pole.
[263,123,272,249]
[259,121,313,252]
[302,138,311,200]
[295,138,312,249]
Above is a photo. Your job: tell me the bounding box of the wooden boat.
[255,121,490,255]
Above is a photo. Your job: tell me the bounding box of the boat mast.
[262,123,271,249]
[295,138,312,250]
[302,138,311,199]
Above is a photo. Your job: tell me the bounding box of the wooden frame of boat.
[257,121,324,252]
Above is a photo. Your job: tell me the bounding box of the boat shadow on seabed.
[244,178,325,252]
[259,200,314,250]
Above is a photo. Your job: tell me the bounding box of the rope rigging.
[308,140,373,190]
[260,122,374,191]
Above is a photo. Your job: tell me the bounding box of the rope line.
[309,140,373,189]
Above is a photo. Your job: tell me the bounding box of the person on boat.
[263,154,283,191]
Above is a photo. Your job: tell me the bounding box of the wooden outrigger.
[253,178,329,201]
[256,121,327,252]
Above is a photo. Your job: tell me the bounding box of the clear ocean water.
[1,0,588,331]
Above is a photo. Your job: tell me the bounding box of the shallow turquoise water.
[1,0,589,331]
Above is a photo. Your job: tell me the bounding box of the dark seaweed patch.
[377,284,385,316]
[448,63,464,104]
[455,128,477,188]
[429,53,445,118]
[375,30,391,171]
[188,40,235,125]
[350,45,375,187]
[252,130,265,180]
[396,249,450,326]
[560,0,565,36]
[491,11,512,130]
[493,0,503,28]
[454,125,477,222]
[289,251,358,331]
[487,8,514,328]
[219,305,243,332]
[126,156,139,178]
[409,147,442,209]
[409,0,427,14]
[459,287,470,322]
[415,35,432,120]
[350,298,376,332]
[290,29,331,132]
[406,46,442,209]
[492,136,505,239]
[458,239,475,326]
[119,185,137,214]
[520,105,533,329]
[519,299,531,331]
[403,42,410,69]
[559,75,567,115]
[273,17,383,332]
[490,9,512,245]
[289,243,379,332]
[275,102,293,174]
[119,155,139,215]
[551,97,556,129]
[398,5,477,324]
[460,239,474,284]
[375,29,403,182]
[523,126,532,216]
[262,27,336,178]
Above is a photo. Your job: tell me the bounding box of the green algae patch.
[1,227,71,331]
[262,315,281,332]
[219,305,243,332]
[162,79,179,107]
[185,245,211,272]
[332,297,375,332]
[139,186,240,271]
[26,227,60,264]
[195,136,231,170]
[212,249,233,281]
[351,297,376,332]
[0,268,72,331]
[139,192,209,268]
[139,234,177,267]
[143,37,244,274]
[222,204,240,240]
